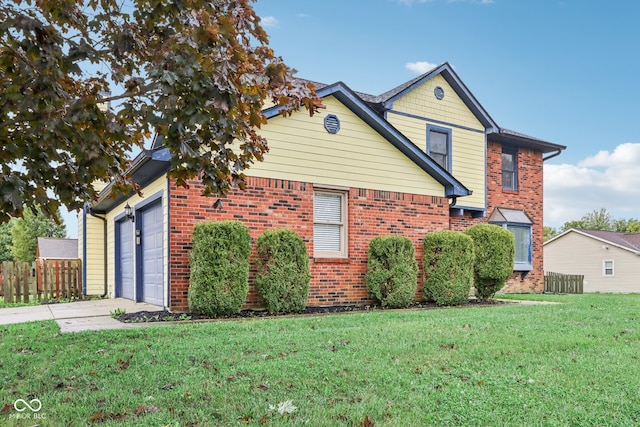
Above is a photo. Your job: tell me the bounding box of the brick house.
[79,63,565,311]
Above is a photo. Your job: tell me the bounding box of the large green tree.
[11,206,66,262]
[613,218,640,233]
[553,208,640,235]
[0,0,322,223]
[0,219,14,262]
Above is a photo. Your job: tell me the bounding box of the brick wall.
[450,141,545,293]
[168,176,450,311]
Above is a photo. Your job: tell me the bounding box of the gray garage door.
[139,202,164,306]
[117,219,135,300]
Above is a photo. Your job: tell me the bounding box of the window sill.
[313,257,350,264]
[502,189,519,194]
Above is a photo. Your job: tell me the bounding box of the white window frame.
[313,188,348,258]
[602,260,614,277]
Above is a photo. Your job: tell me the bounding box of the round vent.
[434,86,445,100]
[324,114,340,134]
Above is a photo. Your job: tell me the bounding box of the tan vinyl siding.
[104,176,169,304]
[78,209,106,296]
[248,96,444,196]
[391,74,484,130]
[544,231,640,293]
[386,75,486,208]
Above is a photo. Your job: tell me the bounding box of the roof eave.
[264,82,471,198]
[91,148,171,213]
[489,131,566,154]
[545,228,640,254]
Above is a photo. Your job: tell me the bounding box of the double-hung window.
[488,207,533,271]
[603,260,614,277]
[427,125,452,172]
[313,189,347,257]
[502,148,518,191]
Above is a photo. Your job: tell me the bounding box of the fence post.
[2,262,13,304]
[21,262,29,303]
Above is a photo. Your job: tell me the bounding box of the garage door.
[139,202,164,306]
[117,219,135,300]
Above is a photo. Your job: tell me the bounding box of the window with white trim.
[603,260,614,277]
[313,190,347,257]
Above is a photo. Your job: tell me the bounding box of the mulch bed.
[116,298,510,324]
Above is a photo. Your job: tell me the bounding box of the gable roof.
[316,63,564,156]
[37,238,78,259]
[545,228,640,255]
[370,62,500,133]
[263,81,471,198]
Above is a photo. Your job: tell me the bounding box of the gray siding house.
[544,229,640,293]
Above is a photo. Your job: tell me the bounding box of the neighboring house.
[36,237,79,293]
[544,228,640,293]
[37,237,78,261]
[79,63,566,311]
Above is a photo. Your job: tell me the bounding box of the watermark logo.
[9,398,46,420]
[14,399,42,413]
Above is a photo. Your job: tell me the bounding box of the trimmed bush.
[255,228,311,313]
[365,235,418,308]
[422,230,474,306]
[465,223,515,299]
[188,220,251,316]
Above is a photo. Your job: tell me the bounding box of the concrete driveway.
[0,298,163,333]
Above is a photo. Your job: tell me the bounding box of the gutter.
[88,209,108,298]
[543,149,563,162]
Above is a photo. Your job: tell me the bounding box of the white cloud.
[395,0,492,4]
[393,0,432,5]
[260,16,278,28]
[544,143,640,228]
[405,61,438,74]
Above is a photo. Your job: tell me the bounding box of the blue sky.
[252,0,640,230]
[63,0,640,237]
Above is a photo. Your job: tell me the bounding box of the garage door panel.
[140,202,164,306]
[117,220,135,300]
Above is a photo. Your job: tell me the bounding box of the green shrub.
[365,235,418,308]
[422,230,474,306]
[188,220,251,316]
[465,223,515,299]
[255,228,311,313]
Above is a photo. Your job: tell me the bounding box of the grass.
[0,294,639,426]
[0,298,41,309]
[0,296,90,309]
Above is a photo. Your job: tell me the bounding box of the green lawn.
[1,294,639,426]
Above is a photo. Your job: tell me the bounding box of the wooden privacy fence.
[1,259,83,303]
[544,271,584,294]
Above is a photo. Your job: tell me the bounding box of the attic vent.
[434,86,445,100]
[324,114,340,134]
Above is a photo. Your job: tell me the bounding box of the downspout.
[448,196,458,231]
[543,149,562,162]
[89,209,108,298]
[82,205,87,296]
